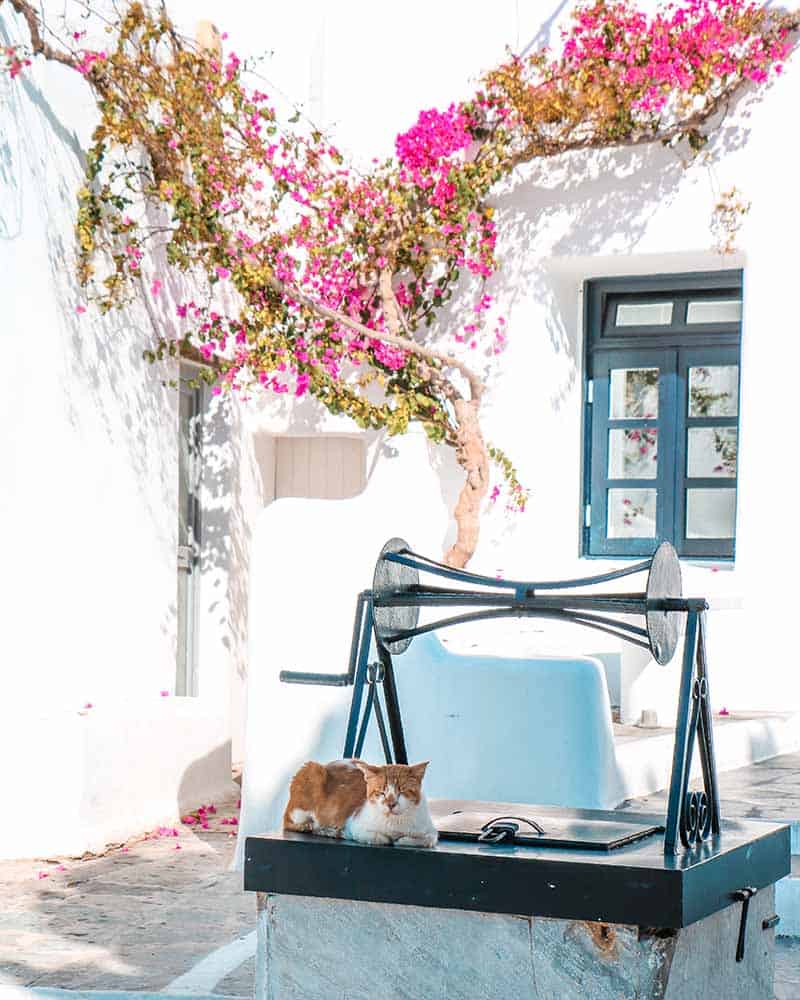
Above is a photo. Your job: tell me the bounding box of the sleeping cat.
[283,758,438,848]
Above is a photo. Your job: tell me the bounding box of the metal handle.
[732,886,757,962]
[279,671,352,687]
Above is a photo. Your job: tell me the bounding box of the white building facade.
[1,0,799,859]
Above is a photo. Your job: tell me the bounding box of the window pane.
[686,488,736,538]
[610,368,659,419]
[686,299,742,324]
[687,428,737,478]
[609,429,658,478]
[688,366,738,417]
[616,302,673,326]
[608,489,657,538]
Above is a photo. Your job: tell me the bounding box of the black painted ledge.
[244,798,790,929]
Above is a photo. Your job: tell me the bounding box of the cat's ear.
[354,761,382,777]
[408,761,429,780]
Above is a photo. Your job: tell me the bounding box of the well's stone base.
[256,888,776,1000]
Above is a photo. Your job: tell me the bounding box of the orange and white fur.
[283,759,438,848]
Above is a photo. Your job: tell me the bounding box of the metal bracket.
[732,886,757,962]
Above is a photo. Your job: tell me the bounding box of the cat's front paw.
[354,830,393,846]
[395,832,438,848]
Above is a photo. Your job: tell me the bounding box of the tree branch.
[266,273,484,403]
[3,0,80,70]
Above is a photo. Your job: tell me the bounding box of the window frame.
[582,270,743,561]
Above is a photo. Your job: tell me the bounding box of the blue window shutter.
[582,272,742,560]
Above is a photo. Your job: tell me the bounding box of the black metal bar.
[372,685,393,764]
[376,589,707,615]
[345,592,371,683]
[386,550,654,592]
[343,597,375,758]
[376,591,651,614]
[385,607,651,649]
[664,610,699,854]
[695,613,721,835]
[353,679,376,759]
[377,644,408,764]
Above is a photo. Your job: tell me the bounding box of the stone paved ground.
[618,750,800,826]
[0,794,254,996]
[2,757,799,998]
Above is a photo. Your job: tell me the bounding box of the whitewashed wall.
[222,0,800,724]
[233,0,800,848]
[0,3,239,858]
[3,0,799,857]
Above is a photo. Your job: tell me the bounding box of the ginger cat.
[283,759,438,848]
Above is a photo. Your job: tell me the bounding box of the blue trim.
[583,273,742,560]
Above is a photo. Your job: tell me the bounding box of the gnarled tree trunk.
[444,398,489,568]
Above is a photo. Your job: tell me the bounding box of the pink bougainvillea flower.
[215,266,231,280]
[122,847,129,853]
[150,279,162,297]
[181,815,197,825]
[175,844,182,850]
[719,707,730,716]
[56,865,66,871]
[160,690,170,697]
[75,304,86,315]
[83,702,93,709]
[37,871,49,880]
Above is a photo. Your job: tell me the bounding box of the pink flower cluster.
[76,49,107,77]
[3,45,31,79]
[395,105,475,172]
[558,0,790,117]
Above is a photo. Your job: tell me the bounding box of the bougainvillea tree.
[2,0,797,565]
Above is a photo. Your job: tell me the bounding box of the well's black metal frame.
[281,538,721,855]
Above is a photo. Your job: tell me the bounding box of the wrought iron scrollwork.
[665,611,721,853]
[680,790,712,847]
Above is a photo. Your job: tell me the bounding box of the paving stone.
[0,797,254,994]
